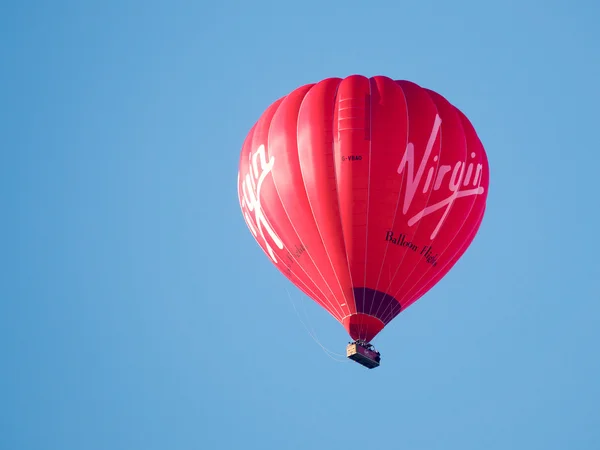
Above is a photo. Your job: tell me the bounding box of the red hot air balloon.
[237,75,489,368]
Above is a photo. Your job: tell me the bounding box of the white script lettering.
[239,144,284,263]
[397,115,485,239]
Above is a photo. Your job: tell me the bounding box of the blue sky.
[2,1,600,449]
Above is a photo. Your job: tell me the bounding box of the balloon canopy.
[237,75,489,343]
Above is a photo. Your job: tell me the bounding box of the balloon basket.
[346,341,381,369]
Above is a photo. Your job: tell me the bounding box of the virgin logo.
[397,114,485,240]
[239,144,284,263]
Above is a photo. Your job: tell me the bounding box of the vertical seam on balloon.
[242,112,339,319]
[397,111,487,308]
[297,79,354,320]
[274,104,348,321]
[382,91,452,323]
[371,80,421,321]
[360,79,373,340]
[388,96,468,311]
[383,139,443,321]
[331,81,358,320]
[378,82,443,323]
[371,82,437,321]
[388,94,458,306]
[266,90,346,321]
[396,118,474,306]
[368,79,408,320]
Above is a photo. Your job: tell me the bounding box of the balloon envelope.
[237,75,489,342]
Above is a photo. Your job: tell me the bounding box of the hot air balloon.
[237,75,489,369]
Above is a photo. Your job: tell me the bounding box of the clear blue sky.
[2,1,599,449]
